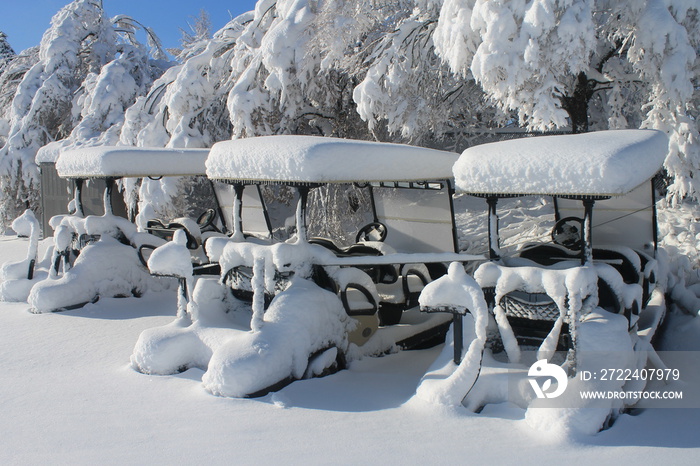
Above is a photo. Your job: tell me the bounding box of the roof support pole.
[486,197,501,260]
[581,199,594,265]
[295,186,310,243]
[210,179,229,235]
[232,184,244,241]
[73,178,85,217]
[103,177,115,216]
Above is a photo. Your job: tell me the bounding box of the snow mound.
[28,237,157,313]
[414,263,489,406]
[131,277,247,375]
[0,210,47,302]
[202,278,352,397]
[525,310,636,436]
[1,210,40,282]
[147,230,193,278]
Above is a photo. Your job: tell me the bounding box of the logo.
[528,359,568,399]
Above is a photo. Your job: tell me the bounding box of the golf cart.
[415,129,669,433]
[132,135,482,397]
[27,146,218,313]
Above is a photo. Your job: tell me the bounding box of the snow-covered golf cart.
[132,135,482,397]
[416,129,669,433]
[27,146,215,313]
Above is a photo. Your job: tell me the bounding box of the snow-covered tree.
[118,12,255,227]
[169,9,213,62]
[0,32,14,69]
[0,0,170,230]
[352,0,501,148]
[0,0,113,229]
[433,0,699,201]
[0,33,23,148]
[225,0,373,139]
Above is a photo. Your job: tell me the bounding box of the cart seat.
[517,244,579,266]
[308,237,383,258]
[146,217,201,250]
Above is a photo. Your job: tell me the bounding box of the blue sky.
[2,0,259,54]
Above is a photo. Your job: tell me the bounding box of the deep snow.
[0,236,699,464]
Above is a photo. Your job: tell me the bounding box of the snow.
[55,146,209,178]
[524,309,638,436]
[0,210,39,279]
[0,239,698,463]
[207,135,459,183]
[454,130,668,196]
[414,263,490,406]
[203,277,352,398]
[1,224,700,463]
[131,277,246,375]
[27,235,161,313]
[146,230,194,279]
[474,261,600,364]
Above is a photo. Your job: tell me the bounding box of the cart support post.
[421,304,468,365]
[232,184,244,240]
[74,178,85,217]
[295,186,310,243]
[453,313,463,365]
[486,197,500,260]
[582,199,594,265]
[104,177,116,215]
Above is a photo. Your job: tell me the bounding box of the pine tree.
[0,31,15,67]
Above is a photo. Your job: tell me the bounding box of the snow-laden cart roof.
[207,136,459,183]
[453,130,668,197]
[55,146,209,179]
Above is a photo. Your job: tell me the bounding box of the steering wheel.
[551,217,583,250]
[196,209,221,233]
[356,222,388,243]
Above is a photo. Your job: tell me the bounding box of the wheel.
[355,222,387,243]
[551,217,583,250]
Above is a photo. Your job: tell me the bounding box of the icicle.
[493,302,521,363]
[537,315,563,361]
[264,253,276,294]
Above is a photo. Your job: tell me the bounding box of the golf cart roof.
[453,130,668,197]
[56,146,209,179]
[207,135,459,184]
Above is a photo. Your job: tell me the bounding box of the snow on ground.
[1,236,699,464]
